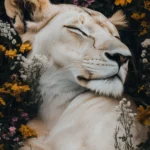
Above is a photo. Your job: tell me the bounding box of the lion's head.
[5,0,131,98]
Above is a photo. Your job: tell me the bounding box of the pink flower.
[9,126,16,135]
[73,0,94,7]
[21,112,28,117]
[9,126,16,132]
[11,74,18,80]
[13,137,19,142]
[12,117,18,122]
[2,134,10,140]
[25,117,29,121]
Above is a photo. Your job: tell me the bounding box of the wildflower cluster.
[114,98,137,150]
[0,44,17,59]
[131,13,146,21]
[0,20,39,149]
[136,105,150,149]
[131,11,149,37]
[137,105,150,126]
[0,20,17,44]
[0,82,30,102]
[19,43,32,53]
[114,0,132,6]
[18,124,37,139]
[144,0,150,11]
[130,11,149,37]
[138,39,150,97]
[18,54,48,104]
[0,97,6,106]
[0,77,38,150]
[19,54,48,82]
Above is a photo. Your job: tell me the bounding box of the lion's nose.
[105,52,131,66]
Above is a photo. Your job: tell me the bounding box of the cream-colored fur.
[5,0,147,150]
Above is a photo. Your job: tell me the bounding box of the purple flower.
[73,0,95,7]
[13,137,19,142]
[2,134,10,140]
[12,117,18,122]
[25,117,29,121]
[21,112,28,117]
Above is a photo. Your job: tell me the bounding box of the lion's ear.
[4,0,52,35]
[4,0,57,43]
[109,10,128,28]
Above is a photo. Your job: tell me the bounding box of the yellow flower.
[115,0,132,6]
[11,84,21,95]
[16,97,22,102]
[141,21,149,28]
[137,85,145,93]
[0,144,4,150]
[138,28,147,36]
[0,112,4,118]
[131,13,140,20]
[18,109,23,112]
[144,0,150,10]
[20,43,32,53]
[126,0,132,3]
[18,124,38,139]
[141,13,146,18]
[131,13,146,20]
[11,84,30,96]
[0,82,13,95]
[16,44,21,47]
[5,49,17,59]
[20,85,30,92]
[0,45,6,52]
[0,97,6,106]
[0,88,7,93]
[3,82,12,88]
[0,82,30,102]
[137,105,150,126]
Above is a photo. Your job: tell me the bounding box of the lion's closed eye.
[64,25,88,37]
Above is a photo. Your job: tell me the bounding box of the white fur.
[15,4,147,150]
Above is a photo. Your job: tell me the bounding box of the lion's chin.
[77,76,123,98]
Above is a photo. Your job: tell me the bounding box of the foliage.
[0,0,150,149]
[114,98,137,150]
[0,19,39,149]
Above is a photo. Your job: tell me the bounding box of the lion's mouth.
[77,74,122,82]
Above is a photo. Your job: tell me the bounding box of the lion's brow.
[82,8,115,36]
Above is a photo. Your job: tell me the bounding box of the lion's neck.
[39,67,86,130]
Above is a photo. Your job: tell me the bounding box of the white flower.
[10,28,16,35]
[128,113,136,118]
[8,32,11,37]
[141,39,150,48]
[12,39,17,45]
[141,53,145,58]
[3,34,7,38]
[3,28,8,33]
[142,50,147,53]
[122,98,127,101]
[143,58,148,63]
[126,101,131,107]
[0,33,4,36]
[0,20,17,41]
[21,75,27,81]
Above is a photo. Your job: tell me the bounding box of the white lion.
[5,0,147,150]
